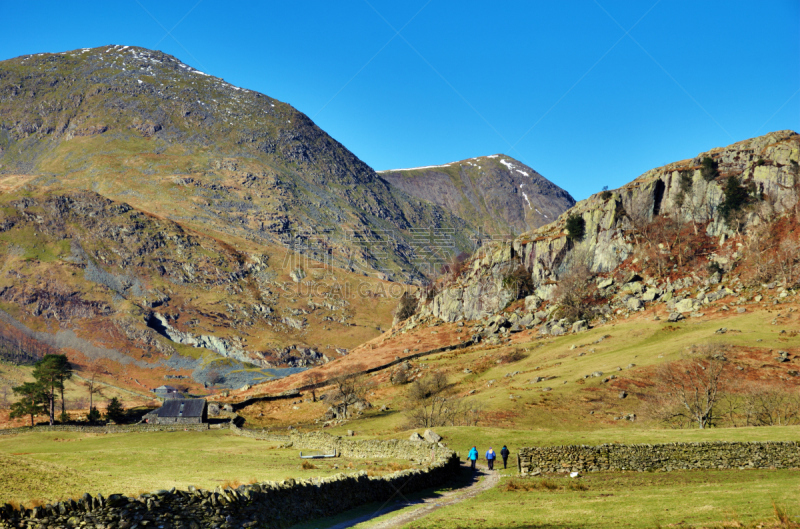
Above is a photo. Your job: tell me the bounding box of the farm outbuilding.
[149,398,207,425]
[154,385,183,400]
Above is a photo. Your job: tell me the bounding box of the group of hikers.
[467,445,510,470]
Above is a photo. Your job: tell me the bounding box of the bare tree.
[742,223,777,284]
[407,373,484,427]
[775,238,800,287]
[306,371,323,402]
[407,372,451,427]
[655,345,729,429]
[206,369,225,386]
[330,373,368,419]
[84,360,105,414]
[553,252,595,323]
[744,387,800,426]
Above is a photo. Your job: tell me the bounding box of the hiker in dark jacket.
[500,445,510,469]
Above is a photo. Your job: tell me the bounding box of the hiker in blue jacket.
[486,447,496,470]
[468,446,478,470]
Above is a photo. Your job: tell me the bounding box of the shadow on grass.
[289,464,489,529]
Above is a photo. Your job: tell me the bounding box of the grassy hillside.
[233,289,799,439]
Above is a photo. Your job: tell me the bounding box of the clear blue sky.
[2,1,798,200]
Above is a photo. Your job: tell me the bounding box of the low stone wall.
[518,441,800,474]
[231,425,452,462]
[0,427,459,528]
[0,423,209,436]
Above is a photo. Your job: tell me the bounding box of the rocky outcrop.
[418,131,800,324]
[380,155,575,236]
[145,313,252,364]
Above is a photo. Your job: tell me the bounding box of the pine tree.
[105,397,125,423]
[32,354,72,425]
[10,382,45,427]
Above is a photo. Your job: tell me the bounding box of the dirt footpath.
[328,463,501,529]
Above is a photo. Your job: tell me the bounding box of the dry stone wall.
[0,423,209,436]
[0,427,458,528]
[518,441,800,474]
[231,425,453,462]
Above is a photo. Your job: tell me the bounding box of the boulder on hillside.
[423,429,442,443]
[627,297,643,310]
[409,432,424,441]
[597,277,614,289]
[524,295,541,312]
[572,320,588,333]
[290,268,306,283]
[642,288,660,302]
[668,312,684,322]
[674,298,698,313]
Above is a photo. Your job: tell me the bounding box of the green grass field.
[286,465,800,529]
[0,429,414,506]
[399,469,800,529]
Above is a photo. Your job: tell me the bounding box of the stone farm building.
[147,398,207,425]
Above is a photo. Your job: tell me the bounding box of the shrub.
[718,175,750,223]
[394,292,417,323]
[87,406,101,423]
[701,157,719,181]
[441,252,470,279]
[552,259,595,323]
[707,262,724,276]
[600,190,612,200]
[502,262,535,299]
[301,460,317,470]
[499,348,527,364]
[565,214,586,241]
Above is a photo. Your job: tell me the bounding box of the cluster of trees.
[8,354,124,426]
[404,372,482,428]
[649,344,800,429]
[741,221,800,288]
[0,321,57,365]
[10,354,73,426]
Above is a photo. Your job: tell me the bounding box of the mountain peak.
[380,154,575,235]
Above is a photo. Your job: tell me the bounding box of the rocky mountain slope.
[0,45,487,392]
[0,45,475,283]
[380,155,575,237]
[0,186,412,391]
[407,131,799,331]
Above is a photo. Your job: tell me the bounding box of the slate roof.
[156,398,206,418]
[155,385,180,392]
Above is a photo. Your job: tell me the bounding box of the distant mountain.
[0,45,475,283]
[0,45,484,392]
[379,155,575,237]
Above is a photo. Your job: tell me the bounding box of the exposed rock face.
[380,155,575,236]
[418,131,799,323]
[146,313,251,364]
